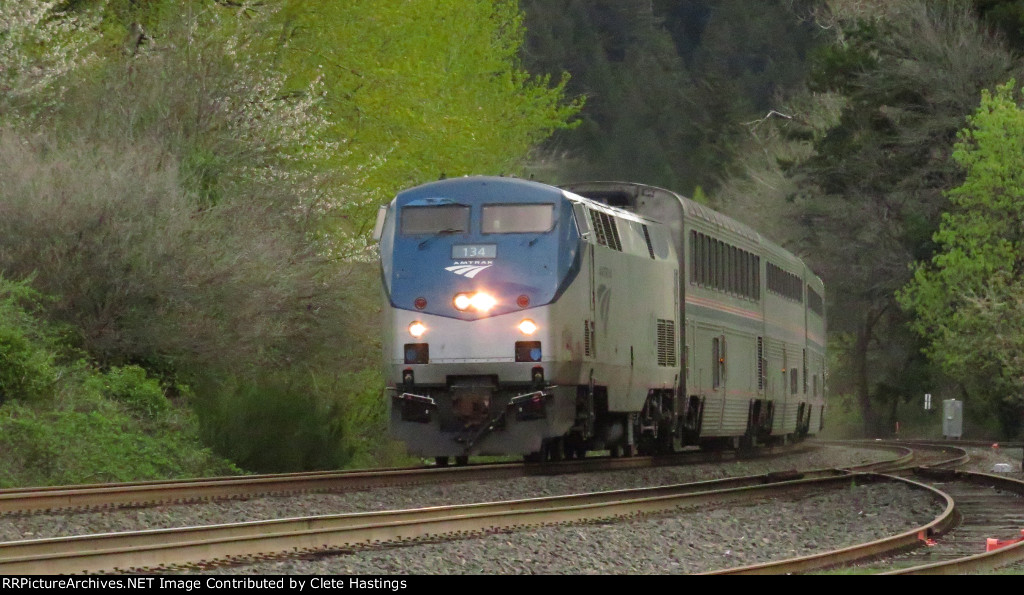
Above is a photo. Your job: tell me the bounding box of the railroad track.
[708,441,1024,575]
[0,441,909,573]
[817,439,969,471]
[10,440,1007,574]
[878,469,1024,575]
[0,467,916,574]
[0,443,823,515]
[713,470,1024,575]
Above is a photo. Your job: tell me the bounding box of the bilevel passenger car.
[374,176,825,465]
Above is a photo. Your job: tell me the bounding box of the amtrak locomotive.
[374,176,825,465]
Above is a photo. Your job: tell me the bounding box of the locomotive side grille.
[757,336,765,390]
[605,213,622,251]
[589,209,608,247]
[584,320,593,357]
[642,224,655,259]
[588,209,623,252]
[803,348,808,394]
[657,319,676,367]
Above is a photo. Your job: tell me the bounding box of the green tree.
[976,0,1024,49]
[521,0,816,194]
[781,0,1017,435]
[521,0,695,189]
[0,0,580,472]
[275,0,580,256]
[706,0,1021,436]
[0,0,103,119]
[898,80,1024,435]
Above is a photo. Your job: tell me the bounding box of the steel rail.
[816,439,970,471]
[891,439,1023,449]
[700,473,959,575]
[0,464,519,515]
[707,446,1024,575]
[880,441,971,470]
[0,443,829,515]
[0,469,899,574]
[880,470,1024,575]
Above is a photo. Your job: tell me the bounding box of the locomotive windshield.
[401,205,470,235]
[481,204,554,234]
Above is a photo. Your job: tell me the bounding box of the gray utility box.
[942,399,963,439]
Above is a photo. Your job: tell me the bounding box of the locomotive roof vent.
[574,190,635,210]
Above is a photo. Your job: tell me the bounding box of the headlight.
[518,319,538,335]
[453,291,496,313]
[453,293,472,311]
[408,321,426,338]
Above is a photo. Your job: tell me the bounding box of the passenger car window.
[482,204,554,233]
[400,205,470,235]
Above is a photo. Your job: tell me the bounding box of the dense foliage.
[519,0,1024,438]
[6,0,1024,487]
[520,0,817,195]
[784,0,1019,435]
[0,0,578,482]
[0,277,238,486]
[899,81,1024,431]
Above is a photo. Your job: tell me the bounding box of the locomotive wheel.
[657,418,675,454]
[565,437,587,460]
[544,437,564,462]
[455,455,469,466]
[523,452,543,463]
[435,456,450,467]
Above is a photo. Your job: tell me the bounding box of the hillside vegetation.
[0,0,578,485]
[7,0,1024,487]
[522,0,1024,439]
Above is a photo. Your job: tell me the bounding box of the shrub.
[0,400,239,487]
[193,372,348,473]
[336,368,415,469]
[83,364,169,418]
[0,277,58,403]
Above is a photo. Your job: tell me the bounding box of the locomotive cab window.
[482,204,555,234]
[401,205,470,235]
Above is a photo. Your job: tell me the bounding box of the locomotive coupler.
[509,390,552,421]
[453,390,554,449]
[454,410,508,449]
[394,392,437,424]
[450,377,496,426]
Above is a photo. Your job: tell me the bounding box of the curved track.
[8,440,1017,574]
[0,444,820,515]
[0,441,903,573]
[709,441,1024,574]
[0,468,913,574]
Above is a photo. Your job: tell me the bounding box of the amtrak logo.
[446,261,493,278]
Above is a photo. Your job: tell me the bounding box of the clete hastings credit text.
[1,577,409,591]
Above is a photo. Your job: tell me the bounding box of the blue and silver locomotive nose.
[381,177,582,325]
[376,177,585,456]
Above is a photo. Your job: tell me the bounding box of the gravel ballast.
[1,444,889,542]
[2,442,1017,574]
[246,481,939,575]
